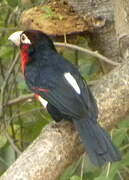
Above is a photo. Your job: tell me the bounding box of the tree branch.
[5,93,34,106]
[54,42,119,66]
[0,53,19,118]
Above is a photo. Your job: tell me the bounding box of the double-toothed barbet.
[8,30,121,166]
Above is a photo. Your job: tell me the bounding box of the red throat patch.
[21,44,31,73]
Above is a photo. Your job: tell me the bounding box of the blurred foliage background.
[0,0,129,179]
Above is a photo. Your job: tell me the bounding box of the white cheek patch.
[38,96,48,108]
[64,72,81,94]
[21,34,31,44]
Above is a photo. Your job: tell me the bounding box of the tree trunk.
[67,0,119,65]
[113,0,129,60]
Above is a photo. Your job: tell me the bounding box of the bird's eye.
[20,34,31,44]
[21,34,26,41]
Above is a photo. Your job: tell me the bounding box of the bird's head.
[8,30,56,72]
[8,29,56,50]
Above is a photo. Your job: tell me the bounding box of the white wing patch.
[64,72,81,94]
[38,96,48,108]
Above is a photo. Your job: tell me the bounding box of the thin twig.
[5,79,98,107]
[106,162,111,177]
[3,131,21,155]
[5,93,34,106]
[9,107,44,123]
[5,79,97,107]
[54,42,120,66]
[3,43,117,110]
[80,154,85,180]
[0,27,19,32]
[117,171,124,180]
[0,53,19,118]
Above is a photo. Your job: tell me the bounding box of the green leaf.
[118,117,129,128]
[0,46,13,60]
[94,177,112,180]
[112,128,127,147]
[70,176,81,180]
[18,80,28,91]
[105,162,121,179]
[6,0,18,7]
[0,135,7,148]
[1,144,16,167]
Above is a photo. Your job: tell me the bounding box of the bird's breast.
[21,44,31,73]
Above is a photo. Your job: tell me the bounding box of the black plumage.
[22,30,121,166]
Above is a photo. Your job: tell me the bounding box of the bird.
[8,29,121,166]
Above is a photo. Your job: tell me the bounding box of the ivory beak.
[8,31,23,46]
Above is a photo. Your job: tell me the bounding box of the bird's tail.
[73,118,121,166]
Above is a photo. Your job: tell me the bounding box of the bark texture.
[0,121,84,180]
[67,0,113,19]
[92,61,129,129]
[67,0,119,63]
[113,0,129,60]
